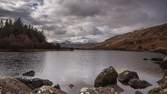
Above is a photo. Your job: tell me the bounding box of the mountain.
[0,18,59,50]
[90,23,167,54]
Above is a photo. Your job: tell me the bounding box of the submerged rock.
[17,78,53,90]
[69,84,74,89]
[23,70,35,77]
[94,66,118,87]
[151,58,163,62]
[80,86,123,94]
[118,70,139,85]
[159,60,167,69]
[135,91,143,94]
[34,86,66,94]
[0,77,32,94]
[128,79,152,89]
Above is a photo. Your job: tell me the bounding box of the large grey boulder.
[0,77,32,94]
[118,70,139,85]
[34,86,66,94]
[94,66,118,87]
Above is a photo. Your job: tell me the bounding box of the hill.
[90,23,167,54]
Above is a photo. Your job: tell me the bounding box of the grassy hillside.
[92,23,167,54]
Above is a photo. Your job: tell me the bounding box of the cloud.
[0,0,167,43]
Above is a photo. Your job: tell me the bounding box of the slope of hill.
[0,18,59,50]
[92,23,167,54]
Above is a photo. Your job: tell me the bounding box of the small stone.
[69,84,74,88]
[22,70,35,77]
[54,84,61,90]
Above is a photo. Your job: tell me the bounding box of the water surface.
[0,50,164,94]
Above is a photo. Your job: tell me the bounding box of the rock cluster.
[148,72,167,94]
[80,66,151,94]
[0,77,66,94]
[0,65,166,94]
[34,86,66,94]
[118,70,151,89]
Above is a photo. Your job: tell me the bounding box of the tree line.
[0,18,46,43]
[0,18,60,49]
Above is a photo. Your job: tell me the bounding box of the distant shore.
[0,48,74,52]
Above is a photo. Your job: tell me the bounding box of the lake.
[0,50,165,94]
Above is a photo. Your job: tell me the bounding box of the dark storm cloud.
[0,0,167,43]
[61,0,101,17]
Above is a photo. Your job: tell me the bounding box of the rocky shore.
[0,56,167,94]
[0,77,66,94]
[80,66,151,94]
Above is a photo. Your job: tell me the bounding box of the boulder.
[0,77,32,94]
[94,66,118,87]
[34,86,66,94]
[118,70,139,85]
[23,70,35,77]
[17,78,53,90]
[128,79,152,89]
[80,86,123,94]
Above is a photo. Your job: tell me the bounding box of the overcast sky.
[0,0,167,43]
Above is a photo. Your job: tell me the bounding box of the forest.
[0,18,59,49]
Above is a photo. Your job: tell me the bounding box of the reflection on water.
[0,52,46,76]
[0,50,164,94]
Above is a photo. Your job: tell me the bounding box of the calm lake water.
[0,50,165,94]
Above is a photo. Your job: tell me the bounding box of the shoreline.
[75,48,167,55]
[0,47,166,55]
[0,48,74,52]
